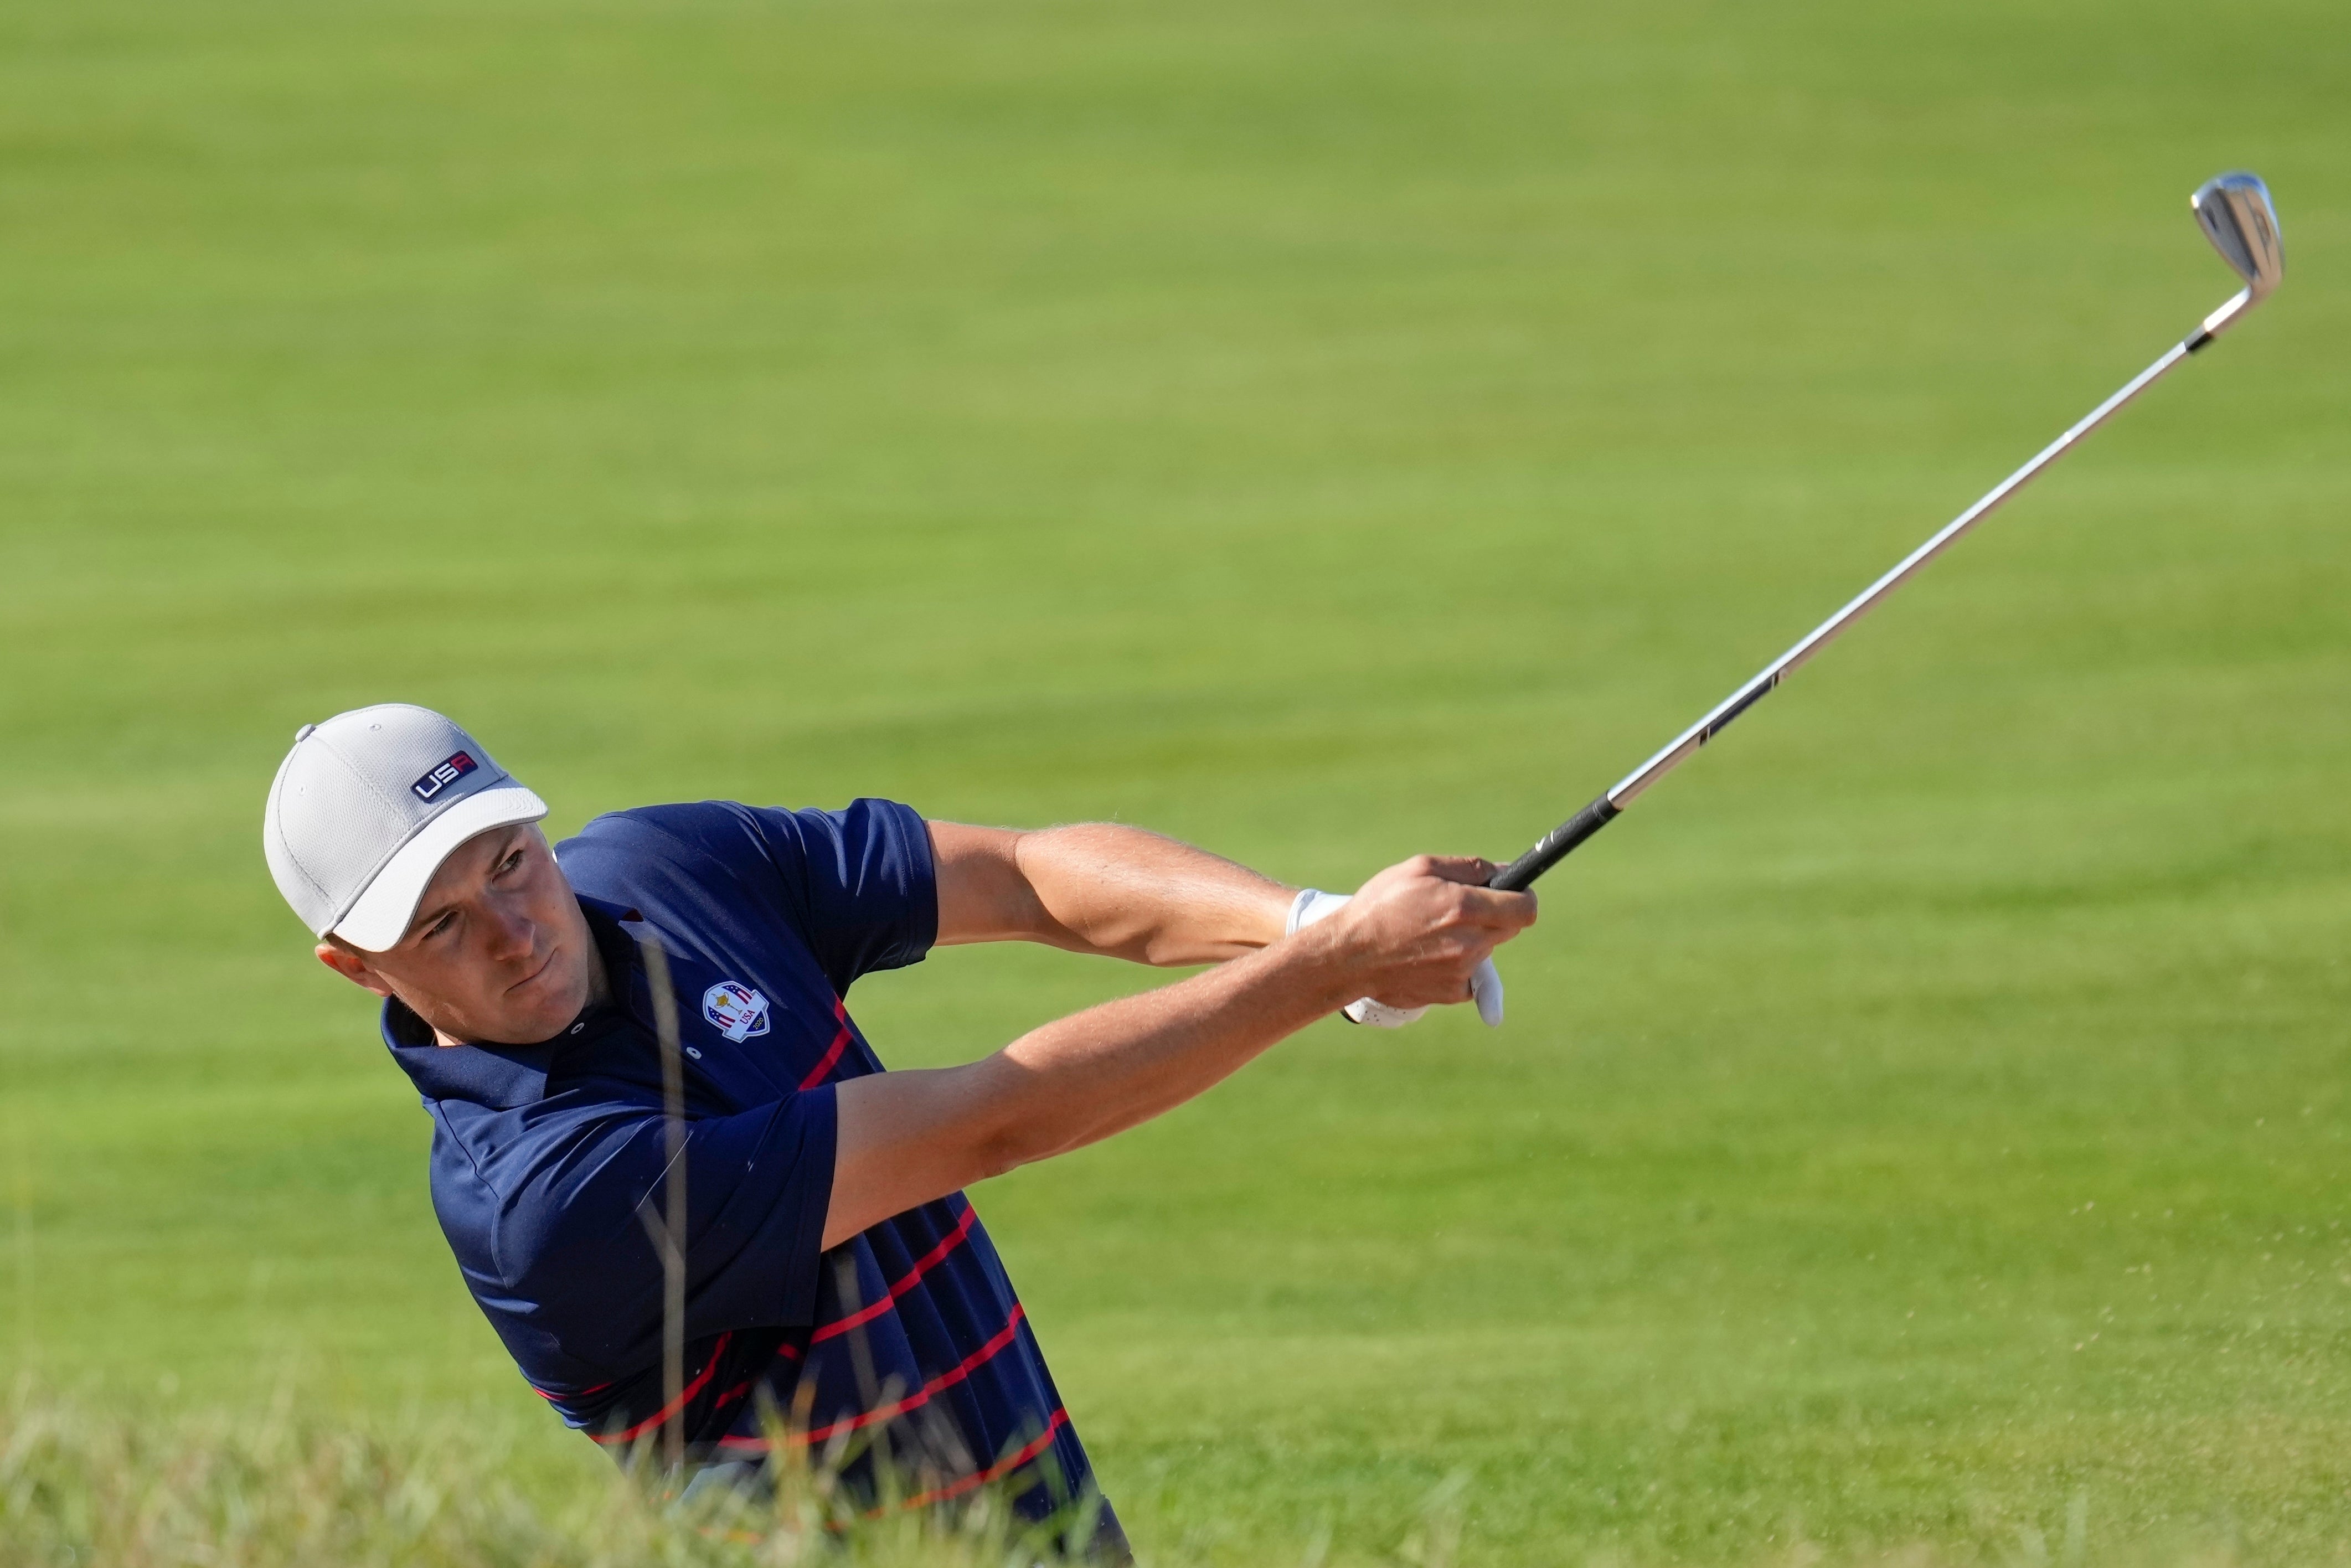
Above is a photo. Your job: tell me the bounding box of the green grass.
[3,0,2348,1561]
[0,1388,1122,1567]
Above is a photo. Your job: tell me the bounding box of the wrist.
[1276,896,1376,1009]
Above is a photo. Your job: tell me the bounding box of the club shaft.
[1489,293,2250,894]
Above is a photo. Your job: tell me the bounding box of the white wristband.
[1285,888,1428,1028]
[1285,887,1350,936]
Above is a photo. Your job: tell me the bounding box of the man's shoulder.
[558,800,928,905]
[556,802,776,902]
[558,798,936,991]
[564,800,766,857]
[561,798,915,864]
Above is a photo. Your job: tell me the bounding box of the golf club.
[1488,171,2284,893]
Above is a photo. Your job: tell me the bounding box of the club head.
[2192,172,2283,300]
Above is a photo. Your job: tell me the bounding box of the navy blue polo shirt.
[381,799,1106,1530]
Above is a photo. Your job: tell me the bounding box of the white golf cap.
[262,704,549,952]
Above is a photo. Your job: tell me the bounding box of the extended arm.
[930,821,1293,966]
[823,855,1535,1247]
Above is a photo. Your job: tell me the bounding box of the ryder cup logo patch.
[702,982,771,1044]
[410,750,479,802]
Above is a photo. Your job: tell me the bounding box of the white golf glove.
[1286,888,1504,1028]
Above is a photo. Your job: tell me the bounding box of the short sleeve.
[483,1085,839,1374]
[740,799,937,991]
[558,799,938,996]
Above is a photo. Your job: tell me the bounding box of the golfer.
[262,704,1533,1549]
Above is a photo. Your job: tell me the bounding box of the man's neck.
[584,930,613,1008]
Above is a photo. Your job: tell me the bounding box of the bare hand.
[1314,855,1537,1013]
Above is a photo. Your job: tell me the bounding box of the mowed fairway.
[3,0,2348,1560]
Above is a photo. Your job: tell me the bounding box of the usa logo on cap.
[410,751,479,802]
[702,982,771,1044]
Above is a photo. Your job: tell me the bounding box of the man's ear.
[317,941,397,999]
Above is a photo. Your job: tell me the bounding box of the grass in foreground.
[0,1391,2311,1568]
[0,1389,1110,1568]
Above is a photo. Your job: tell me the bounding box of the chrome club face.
[2193,172,2284,300]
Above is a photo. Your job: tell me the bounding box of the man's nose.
[481,902,536,963]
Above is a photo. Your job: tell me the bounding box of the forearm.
[826,929,1352,1246]
[935,821,1293,964]
[975,929,1349,1159]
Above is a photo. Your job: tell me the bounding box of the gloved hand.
[1286,887,1506,1028]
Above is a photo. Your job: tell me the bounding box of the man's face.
[316,823,600,1046]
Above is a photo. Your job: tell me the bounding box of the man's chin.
[509,948,582,1008]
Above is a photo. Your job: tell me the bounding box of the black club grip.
[1487,793,1620,891]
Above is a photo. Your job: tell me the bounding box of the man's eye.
[426,912,458,940]
[498,850,525,876]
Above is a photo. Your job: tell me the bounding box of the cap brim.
[331,783,550,951]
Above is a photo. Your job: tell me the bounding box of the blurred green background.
[2,0,2347,1560]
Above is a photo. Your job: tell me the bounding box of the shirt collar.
[380,895,651,1110]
